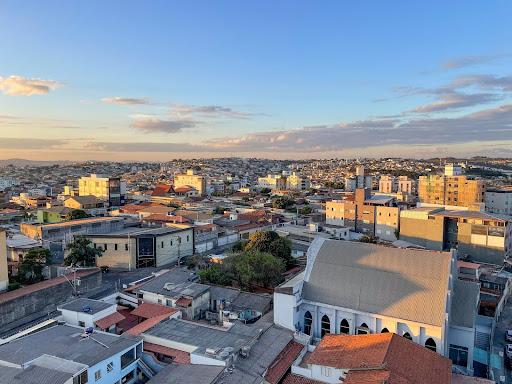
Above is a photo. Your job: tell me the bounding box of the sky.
[1,0,512,161]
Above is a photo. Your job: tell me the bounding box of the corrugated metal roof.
[302,239,452,326]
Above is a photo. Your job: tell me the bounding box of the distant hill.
[0,158,72,167]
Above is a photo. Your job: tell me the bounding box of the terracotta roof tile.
[143,342,190,364]
[175,297,193,307]
[130,302,178,319]
[94,311,125,330]
[126,313,173,336]
[306,333,451,384]
[281,373,323,384]
[264,341,304,384]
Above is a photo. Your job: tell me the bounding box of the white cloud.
[129,114,198,133]
[102,96,149,105]
[0,75,61,96]
[170,104,255,119]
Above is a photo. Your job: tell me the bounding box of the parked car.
[506,330,512,342]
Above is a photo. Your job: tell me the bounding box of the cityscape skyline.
[1,1,512,160]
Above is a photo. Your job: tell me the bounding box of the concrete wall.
[155,229,194,267]
[0,269,102,331]
[0,231,7,291]
[399,216,444,250]
[89,237,137,270]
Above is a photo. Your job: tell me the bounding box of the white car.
[506,330,512,342]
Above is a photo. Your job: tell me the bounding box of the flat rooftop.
[0,324,141,367]
[58,298,113,315]
[145,318,261,353]
[87,226,189,238]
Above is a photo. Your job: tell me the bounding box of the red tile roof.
[344,370,393,384]
[130,302,178,319]
[152,184,174,196]
[126,313,172,336]
[94,311,125,330]
[175,297,193,307]
[144,342,190,364]
[281,373,323,384]
[264,341,304,384]
[306,334,451,384]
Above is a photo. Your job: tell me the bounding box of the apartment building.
[79,174,126,207]
[379,175,396,193]
[173,169,207,196]
[257,173,287,190]
[344,165,372,191]
[418,164,485,209]
[400,207,511,265]
[485,187,512,216]
[286,172,311,190]
[325,188,399,241]
[274,239,480,374]
[0,323,143,384]
[398,175,414,194]
[0,230,8,291]
[85,226,194,269]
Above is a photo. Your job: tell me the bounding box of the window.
[321,366,332,377]
[104,244,108,251]
[78,321,85,328]
[121,370,135,384]
[403,332,412,340]
[115,243,118,251]
[357,323,370,335]
[170,240,173,246]
[340,319,350,334]
[107,362,114,372]
[73,371,88,384]
[125,243,129,251]
[381,328,389,333]
[187,235,190,242]
[304,311,312,335]
[321,314,330,337]
[161,241,164,248]
[449,344,468,367]
[121,348,136,369]
[425,338,436,352]
[94,370,101,381]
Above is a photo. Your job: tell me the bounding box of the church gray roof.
[302,239,453,327]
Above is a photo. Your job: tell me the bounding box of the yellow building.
[0,230,8,291]
[418,175,485,209]
[173,169,207,196]
[78,174,125,206]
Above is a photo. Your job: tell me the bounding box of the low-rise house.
[86,226,194,269]
[0,323,143,384]
[58,298,125,333]
[36,206,72,223]
[64,195,106,215]
[285,333,451,384]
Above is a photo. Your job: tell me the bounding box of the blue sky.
[1,0,511,160]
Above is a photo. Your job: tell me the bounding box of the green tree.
[298,206,312,215]
[244,231,294,268]
[249,251,285,288]
[244,231,279,253]
[65,209,90,221]
[197,264,232,286]
[18,247,52,283]
[65,236,103,267]
[272,196,295,209]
